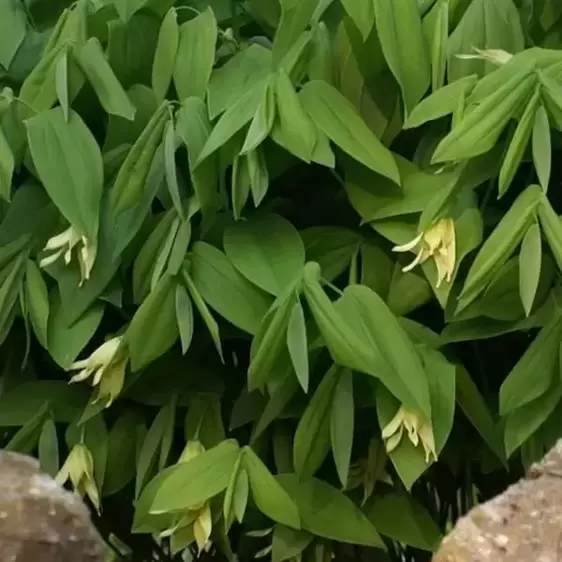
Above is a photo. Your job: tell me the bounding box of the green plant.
[1,0,562,560]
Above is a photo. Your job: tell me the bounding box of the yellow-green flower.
[40,226,96,285]
[392,218,456,288]
[56,443,100,512]
[68,336,127,406]
[381,407,437,463]
[456,47,512,66]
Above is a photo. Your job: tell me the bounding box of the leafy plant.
[1,0,561,561]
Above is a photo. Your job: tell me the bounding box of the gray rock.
[0,450,106,562]
[433,439,562,562]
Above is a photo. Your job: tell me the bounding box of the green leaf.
[242,446,300,529]
[24,259,49,349]
[38,417,59,478]
[76,38,136,121]
[0,0,26,70]
[272,525,313,562]
[113,0,148,23]
[247,148,270,206]
[499,87,540,197]
[365,491,442,551]
[26,107,103,241]
[532,104,551,192]
[163,120,184,218]
[340,0,374,40]
[537,195,562,273]
[126,274,179,371]
[173,8,217,101]
[286,300,309,392]
[299,81,399,183]
[519,222,542,317]
[224,455,249,527]
[294,365,340,477]
[190,241,272,335]
[276,474,384,547]
[152,8,179,102]
[372,0,430,114]
[224,213,305,296]
[141,440,240,514]
[0,125,14,202]
[241,82,276,154]
[55,52,69,123]
[330,369,354,488]
[175,283,194,354]
[47,291,104,370]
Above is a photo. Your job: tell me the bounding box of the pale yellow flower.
[456,47,512,66]
[40,226,97,285]
[68,336,127,406]
[381,407,437,463]
[392,218,456,288]
[56,443,100,512]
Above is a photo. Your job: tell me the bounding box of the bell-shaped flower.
[68,336,127,407]
[392,218,456,288]
[381,407,437,463]
[456,47,512,66]
[40,226,97,285]
[55,443,100,512]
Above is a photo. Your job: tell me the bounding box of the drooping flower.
[68,336,127,407]
[381,407,437,463]
[392,218,456,288]
[56,443,100,512]
[456,47,512,66]
[40,226,97,285]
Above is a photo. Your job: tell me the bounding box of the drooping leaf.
[519,222,542,317]
[532,104,551,192]
[286,300,309,392]
[330,369,354,488]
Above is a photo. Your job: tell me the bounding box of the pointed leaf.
[330,369,354,488]
[152,8,179,102]
[532,104,551,192]
[519,222,542,317]
[286,300,309,392]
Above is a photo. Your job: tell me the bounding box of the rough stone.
[0,450,106,562]
[433,439,562,562]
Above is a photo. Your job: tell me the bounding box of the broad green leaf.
[532,105,551,192]
[152,8,179,102]
[286,300,309,392]
[108,102,170,214]
[273,70,316,162]
[294,365,340,476]
[432,67,535,163]
[142,440,239,514]
[224,455,249,527]
[330,368,353,488]
[243,446,300,529]
[459,184,543,309]
[5,402,49,454]
[272,525,313,562]
[0,125,14,202]
[247,148,270,206]
[499,313,562,415]
[26,107,103,242]
[173,8,217,101]
[404,75,478,129]
[242,81,276,154]
[428,0,449,91]
[197,80,265,163]
[373,0,430,114]
[76,38,136,121]
[276,474,384,547]
[190,241,272,334]
[175,283,194,354]
[519,222,542,317]
[499,87,540,197]
[47,291,104,370]
[446,0,524,82]
[224,213,305,296]
[25,259,49,349]
[300,81,400,183]
[341,0,374,40]
[0,0,26,70]
[38,417,59,478]
[231,153,251,220]
[126,274,179,371]
[365,491,442,551]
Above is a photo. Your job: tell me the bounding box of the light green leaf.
[286,300,308,392]
[276,474,384,547]
[113,0,147,23]
[175,283,194,354]
[0,0,26,70]
[330,368,354,488]
[55,52,69,123]
[537,195,562,273]
[26,107,103,241]
[173,8,217,101]
[243,446,301,529]
[126,274,179,371]
[272,525,313,562]
[373,0,430,114]
[223,213,305,296]
[38,417,59,478]
[0,125,14,202]
[341,0,374,40]
[300,81,399,183]
[519,222,542,317]
[190,241,272,335]
[248,148,270,206]
[76,38,136,121]
[152,8,179,102]
[25,259,49,349]
[163,119,184,218]
[532,104,551,192]
[241,81,276,154]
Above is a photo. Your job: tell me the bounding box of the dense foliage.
[1,0,562,560]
